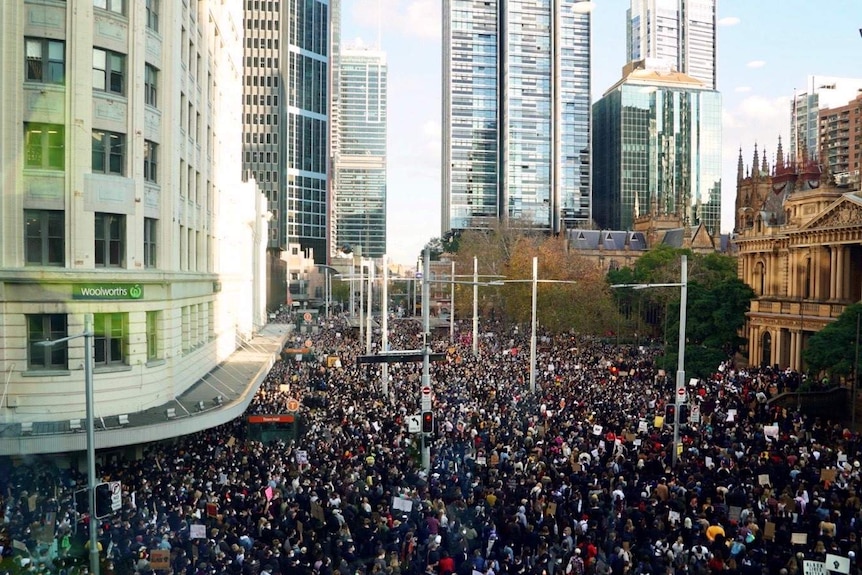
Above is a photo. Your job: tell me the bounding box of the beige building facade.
[734,143,862,370]
[0,0,267,454]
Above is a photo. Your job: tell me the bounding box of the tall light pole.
[366,260,374,355]
[612,254,688,467]
[473,256,479,356]
[495,257,578,393]
[530,257,538,394]
[421,248,432,472]
[39,314,99,574]
[450,260,455,345]
[382,255,390,398]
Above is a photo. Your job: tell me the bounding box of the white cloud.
[350,0,441,41]
[734,86,751,93]
[717,16,740,26]
[746,60,766,69]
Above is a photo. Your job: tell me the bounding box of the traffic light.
[95,482,112,519]
[664,404,676,425]
[678,404,689,425]
[421,411,434,434]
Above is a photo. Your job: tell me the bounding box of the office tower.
[818,94,862,187]
[243,0,330,306]
[442,0,592,235]
[791,76,862,166]
[593,60,722,234]
[332,46,388,258]
[626,0,716,90]
[0,0,264,450]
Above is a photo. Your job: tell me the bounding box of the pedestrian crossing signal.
[422,411,434,434]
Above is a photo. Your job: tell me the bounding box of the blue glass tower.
[592,60,722,234]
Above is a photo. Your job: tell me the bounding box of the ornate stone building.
[734,141,862,370]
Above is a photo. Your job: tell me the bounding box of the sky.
[340,0,862,266]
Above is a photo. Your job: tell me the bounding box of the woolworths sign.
[72,283,144,300]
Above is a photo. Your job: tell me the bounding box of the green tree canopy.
[804,302,862,379]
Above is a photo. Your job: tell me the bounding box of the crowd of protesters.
[1,310,861,575]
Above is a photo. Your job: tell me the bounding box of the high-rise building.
[332,46,388,258]
[818,93,862,187]
[791,76,862,167]
[626,0,716,90]
[442,0,592,235]
[243,0,331,307]
[0,0,268,451]
[592,60,722,234]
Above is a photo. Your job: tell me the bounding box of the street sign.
[689,403,701,424]
[416,272,423,279]
[286,398,300,412]
[304,339,313,348]
[303,312,312,323]
[676,386,687,404]
[421,386,432,411]
[407,415,420,433]
[109,481,122,512]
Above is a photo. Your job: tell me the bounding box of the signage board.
[72,283,144,300]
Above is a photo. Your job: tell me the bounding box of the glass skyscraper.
[442,0,592,235]
[592,61,722,234]
[243,0,329,266]
[626,0,716,90]
[333,48,388,258]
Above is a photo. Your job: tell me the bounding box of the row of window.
[24,123,158,180]
[27,304,209,371]
[26,38,161,105]
[25,210,158,268]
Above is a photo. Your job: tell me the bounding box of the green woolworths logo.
[73,283,145,300]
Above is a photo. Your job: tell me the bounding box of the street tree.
[804,302,862,381]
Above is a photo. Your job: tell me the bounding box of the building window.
[145,0,159,31]
[25,38,64,84]
[92,130,125,175]
[24,123,64,170]
[144,64,158,106]
[144,217,157,268]
[95,212,125,267]
[143,140,158,182]
[146,310,160,361]
[27,314,68,370]
[25,210,64,266]
[94,313,125,366]
[92,48,125,94]
[94,0,124,15]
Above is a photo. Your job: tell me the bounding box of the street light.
[611,254,688,467]
[495,257,579,394]
[37,313,99,574]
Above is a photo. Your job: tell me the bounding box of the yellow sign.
[654,415,664,428]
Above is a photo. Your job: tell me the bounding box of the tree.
[804,302,862,379]
[609,248,754,377]
[420,237,445,261]
[451,223,623,335]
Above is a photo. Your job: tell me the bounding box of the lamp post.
[450,260,455,345]
[38,314,99,574]
[382,255,390,398]
[495,257,578,393]
[612,254,688,467]
[473,257,479,356]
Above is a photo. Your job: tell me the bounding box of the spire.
[737,147,744,181]
[761,147,769,175]
[776,136,784,171]
[752,143,760,177]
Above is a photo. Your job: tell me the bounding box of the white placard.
[592,424,603,436]
[825,554,850,574]
[803,560,825,575]
[392,496,413,512]
[190,524,206,539]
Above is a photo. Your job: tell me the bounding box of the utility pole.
[421,248,431,472]
[382,255,389,399]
